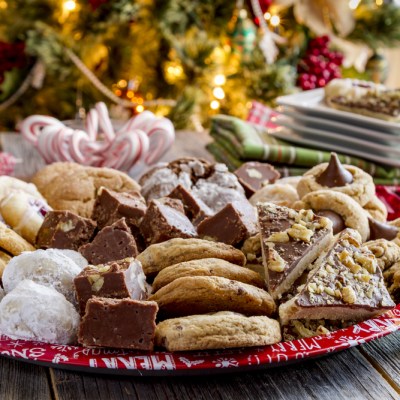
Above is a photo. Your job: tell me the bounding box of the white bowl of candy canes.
[19,102,175,176]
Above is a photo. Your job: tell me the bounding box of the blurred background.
[1,0,400,130]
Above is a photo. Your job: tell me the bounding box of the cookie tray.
[0,304,399,376]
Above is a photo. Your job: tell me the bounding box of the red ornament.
[0,41,27,91]
[88,0,108,11]
[259,0,273,13]
[296,35,343,91]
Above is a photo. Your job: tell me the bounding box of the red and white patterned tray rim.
[0,304,399,373]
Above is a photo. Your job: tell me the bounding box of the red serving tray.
[0,185,399,376]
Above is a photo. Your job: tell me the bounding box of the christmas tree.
[0,0,400,130]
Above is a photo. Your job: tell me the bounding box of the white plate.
[266,127,400,168]
[272,115,400,157]
[276,89,400,135]
[276,106,400,145]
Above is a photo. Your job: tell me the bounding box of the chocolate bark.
[279,229,395,325]
[79,218,138,265]
[78,297,158,350]
[234,162,280,197]
[368,218,398,241]
[92,187,147,230]
[140,198,197,245]
[258,203,333,299]
[317,210,346,235]
[36,211,97,251]
[197,200,258,246]
[316,153,353,187]
[74,258,149,315]
[168,185,213,225]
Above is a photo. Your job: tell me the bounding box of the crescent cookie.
[32,162,140,218]
[137,238,246,277]
[0,176,45,202]
[363,196,388,222]
[249,184,299,208]
[152,258,265,292]
[293,190,370,242]
[155,311,281,351]
[297,164,375,206]
[0,191,51,244]
[363,239,400,271]
[149,276,276,319]
[0,250,12,278]
[0,221,35,256]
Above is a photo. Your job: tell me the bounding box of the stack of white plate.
[271,88,400,167]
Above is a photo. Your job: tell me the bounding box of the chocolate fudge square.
[140,198,197,245]
[74,258,149,314]
[79,218,138,265]
[36,210,97,250]
[92,187,147,230]
[168,185,212,225]
[234,162,281,197]
[197,200,258,246]
[78,297,158,350]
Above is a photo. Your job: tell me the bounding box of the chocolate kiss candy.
[368,218,398,241]
[316,153,353,187]
[317,210,346,235]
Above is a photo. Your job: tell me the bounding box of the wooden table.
[0,131,399,400]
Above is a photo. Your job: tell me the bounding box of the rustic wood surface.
[0,131,399,400]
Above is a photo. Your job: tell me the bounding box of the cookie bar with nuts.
[258,203,333,299]
[279,229,395,325]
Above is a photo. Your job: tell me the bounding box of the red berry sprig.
[0,41,27,87]
[297,35,343,91]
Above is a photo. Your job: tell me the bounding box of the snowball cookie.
[2,249,82,304]
[57,249,88,269]
[0,191,51,244]
[32,162,140,218]
[0,280,79,344]
[0,287,4,301]
[0,176,45,202]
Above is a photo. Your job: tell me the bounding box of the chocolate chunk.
[368,218,398,241]
[317,210,346,235]
[234,162,281,197]
[36,211,97,251]
[316,153,353,187]
[92,187,147,230]
[140,199,197,245]
[74,257,149,314]
[197,200,258,246]
[78,297,158,350]
[168,185,213,225]
[79,218,138,265]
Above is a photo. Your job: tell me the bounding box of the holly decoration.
[0,41,27,91]
[296,35,343,91]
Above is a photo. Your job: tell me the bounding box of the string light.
[213,87,225,100]
[264,12,271,20]
[136,105,144,113]
[0,1,7,9]
[270,15,280,27]
[376,0,383,5]
[63,0,76,11]
[210,100,220,110]
[118,79,127,88]
[214,74,226,86]
[348,0,361,9]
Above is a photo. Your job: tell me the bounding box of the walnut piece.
[287,223,314,242]
[342,286,356,304]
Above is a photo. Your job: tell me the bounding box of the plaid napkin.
[208,114,400,185]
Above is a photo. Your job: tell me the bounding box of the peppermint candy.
[20,103,175,172]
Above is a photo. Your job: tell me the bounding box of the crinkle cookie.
[32,162,140,218]
[363,239,400,270]
[155,311,281,351]
[249,184,299,208]
[293,190,370,241]
[363,196,388,222]
[0,280,79,344]
[297,154,375,206]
